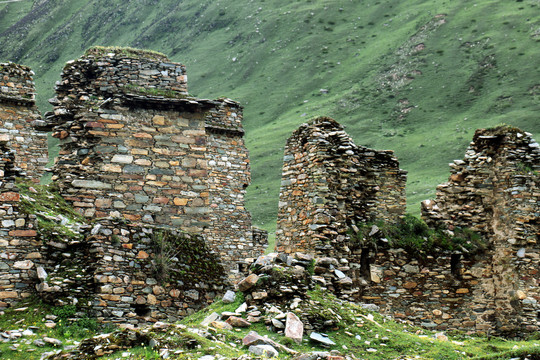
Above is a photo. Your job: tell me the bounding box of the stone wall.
[276,117,407,257]
[0,140,40,307]
[0,62,48,180]
[46,48,266,275]
[357,243,539,335]
[414,126,540,335]
[35,219,228,325]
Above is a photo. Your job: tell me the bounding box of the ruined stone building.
[0,63,46,307]
[414,126,539,334]
[44,48,266,272]
[0,49,266,324]
[0,62,48,179]
[275,117,407,256]
[276,120,538,335]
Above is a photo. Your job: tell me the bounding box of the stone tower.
[46,47,266,274]
[276,117,407,257]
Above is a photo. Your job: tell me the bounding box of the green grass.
[15,179,86,242]
[0,297,108,360]
[0,292,538,359]
[0,0,538,235]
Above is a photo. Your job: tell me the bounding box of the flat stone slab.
[309,332,336,346]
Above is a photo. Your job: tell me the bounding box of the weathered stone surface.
[309,332,336,346]
[237,274,259,292]
[276,117,407,257]
[201,312,220,327]
[285,312,303,343]
[249,344,278,358]
[226,316,251,328]
[222,290,236,303]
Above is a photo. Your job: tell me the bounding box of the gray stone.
[111,154,133,164]
[43,337,62,346]
[309,332,336,346]
[403,264,420,274]
[235,302,247,314]
[294,352,331,360]
[248,344,278,357]
[71,180,112,189]
[222,290,236,303]
[360,303,380,312]
[201,312,220,327]
[271,318,284,329]
[37,267,47,281]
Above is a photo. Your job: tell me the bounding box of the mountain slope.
[0,0,539,233]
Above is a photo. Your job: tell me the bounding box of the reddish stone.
[226,316,251,328]
[0,192,20,202]
[404,281,417,289]
[137,251,149,259]
[9,230,37,237]
[237,274,259,292]
[285,312,303,343]
[124,214,141,221]
[153,197,169,204]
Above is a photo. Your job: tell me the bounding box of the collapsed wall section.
[0,62,48,180]
[420,126,539,334]
[276,117,407,257]
[36,220,227,325]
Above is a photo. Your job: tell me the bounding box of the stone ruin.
[275,120,539,336]
[44,47,266,273]
[275,116,407,256]
[0,63,45,306]
[0,48,267,325]
[0,62,48,179]
[416,126,540,334]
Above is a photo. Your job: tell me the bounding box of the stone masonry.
[35,219,228,325]
[0,139,40,307]
[0,62,48,180]
[0,63,47,306]
[418,126,540,334]
[276,117,407,257]
[45,48,266,275]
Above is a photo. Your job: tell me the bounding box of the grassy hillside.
[0,0,539,235]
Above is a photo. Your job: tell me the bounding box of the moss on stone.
[349,214,487,259]
[84,46,168,61]
[15,179,86,242]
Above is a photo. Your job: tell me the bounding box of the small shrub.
[349,214,485,258]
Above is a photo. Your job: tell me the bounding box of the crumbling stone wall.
[359,242,539,335]
[35,219,227,325]
[46,48,266,274]
[0,140,40,307]
[276,117,407,257]
[416,126,540,334]
[0,62,48,180]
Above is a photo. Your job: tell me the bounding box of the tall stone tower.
[46,47,266,274]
